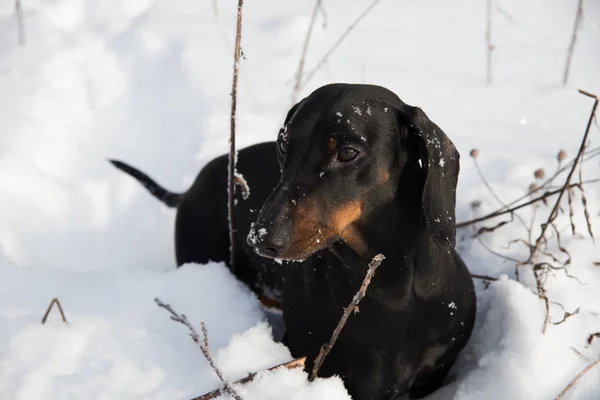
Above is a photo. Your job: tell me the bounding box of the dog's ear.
[399,106,460,251]
[283,99,304,125]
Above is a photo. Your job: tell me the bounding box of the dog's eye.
[338,147,359,162]
[278,140,287,154]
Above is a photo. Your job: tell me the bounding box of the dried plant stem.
[535,268,551,334]
[41,298,68,324]
[472,158,528,230]
[486,0,493,85]
[300,0,383,91]
[471,273,498,281]
[292,0,322,104]
[15,0,25,46]
[555,359,600,400]
[578,163,594,241]
[567,186,577,235]
[228,0,244,271]
[456,180,600,228]
[458,146,600,228]
[529,90,598,261]
[563,0,584,86]
[309,254,385,381]
[155,298,243,400]
[192,358,306,400]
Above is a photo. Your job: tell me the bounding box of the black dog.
[109,142,286,306]
[111,83,476,399]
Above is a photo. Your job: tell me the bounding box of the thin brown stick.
[457,180,600,228]
[470,157,529,230]
[15,0,25,46]
[587,332,600,346]
[228,0,244,271]
[309,253,385,381]
[292,0,322,104]
[192,358,306,400]
[486,0,493,85]
[555,359,600,400]
[535,267,551,334]
[529,91,599,261]
[563,0,584,86]
[155,298,243,400]
[300,0,383,90]
[41,298,68,324]
[567,186,577,235]
[457,147,600,228]
[471,273,498,281]
[578,168,594,241]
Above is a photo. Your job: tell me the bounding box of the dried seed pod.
[470,148,480,159]
[529,183,539,193]
[534,168,545,179]
[557,149,567,162]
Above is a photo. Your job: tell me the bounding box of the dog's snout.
[247,221,290,259]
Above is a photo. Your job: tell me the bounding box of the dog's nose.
[247,224,289,259]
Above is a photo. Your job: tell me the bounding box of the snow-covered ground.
[1,0,599,399]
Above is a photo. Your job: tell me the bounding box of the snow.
[1,0,600,399]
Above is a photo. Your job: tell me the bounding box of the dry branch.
[457,181,599,228]
[300,0,383,91]
[15,0,25,46]
[578,166,594,240]
[41,297,68,325]
[529,90,598,261]
[551,307,580,326]
[471,273,498,281]
[309,253,385,381]
[486,0,493,84]
[155,298,243,400]
[457,145,600,228]
[192,358,306,400]
[563,0,584,86]
[555,359,600,400]
[586,332,600,346]
[292,0,323,104]
[228,0,245,272]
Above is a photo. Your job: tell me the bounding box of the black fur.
[110,83,476,400]
[249,84,476,399]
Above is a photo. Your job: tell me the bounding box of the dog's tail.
[109,159,182,208]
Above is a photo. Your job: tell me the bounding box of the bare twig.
[155,298,243,400]
[292,0,323,104]
[496,5,514,22]
[529,90,598,261]
[578,168,594,241]
[457,180,600,228]
[567,186,577,235]
[192,358,306,400]
[555,359,600,400]
[318,1,328,28]
[534,266,551,334]
[309,253,385,381]
[301,0,383,90]
[551,307,580,325]
[41,298,68,325]
[457,146,600,228]
[228,0,245,271]
[471,273,498,281]
[563,0,584,86]
[15,0,25,46]
[486,0,493,85]
[586,332,600,346]
[471,218,512,237]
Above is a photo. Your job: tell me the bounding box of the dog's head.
[247,83,459,261]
